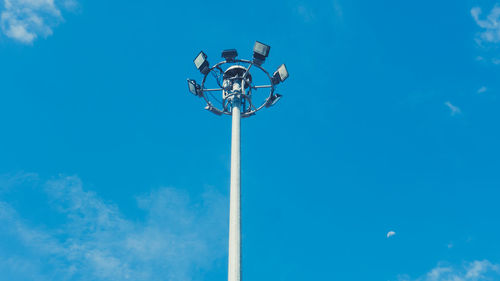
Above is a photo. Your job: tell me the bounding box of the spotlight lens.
[253,41,270,58]
[187,79,199,96]
[278,64,289,82]
[194,51,207,69]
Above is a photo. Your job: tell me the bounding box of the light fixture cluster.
[187,41,289,115]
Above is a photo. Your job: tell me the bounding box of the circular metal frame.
[200,59,275,117]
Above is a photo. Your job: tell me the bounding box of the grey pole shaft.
[228,98,241,281]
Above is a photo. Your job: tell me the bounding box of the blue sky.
[1,0,500,280]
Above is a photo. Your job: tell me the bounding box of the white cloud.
[472,5,500,64]
[0,175,228,280]
[444,101,461,116]
[471,5,500,44]
[465,261,499,279]
[387,231,396,238]
[397,260,500,281]
[0,0,67,44]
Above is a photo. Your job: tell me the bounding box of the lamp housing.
[253,41,270,65]
[194,51,210,75]
[272,64,289,84]
[205,105,223,116]
[187,79,201,96]
[222,49,238,62]
[265,94,282,108]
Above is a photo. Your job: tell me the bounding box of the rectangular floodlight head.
[265,93,282,108]
[254,41,270,58]
[253,41,270,64]
[222,49,238,61]
[205,105,223,116]
[187,79,201,96]
[272,64,289,84]
[194,51,210,74]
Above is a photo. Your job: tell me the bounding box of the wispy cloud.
[471,5,500,64]
[397,260,500,281]
[296,5,316,23]
[0,175,227,280]
[477,86,487,94]
[444,101,461,116]
[294,1,343,24]
[471,5,500,45]
[332,0,343,20]
[0,0,73,44]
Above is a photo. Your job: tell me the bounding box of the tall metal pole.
[188,44,287,281]
[228,97,241,281]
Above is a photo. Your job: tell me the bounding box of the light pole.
[187,41,289,281]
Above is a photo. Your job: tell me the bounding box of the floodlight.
[272,64,289,84]
[194,51,210,75]
[253,41,270,65]
[265,94,282,108]
[222,49,238,61]
[205,105,223,116]
[187,79,201,96]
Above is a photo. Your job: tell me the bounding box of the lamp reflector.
[272,64,289,84]
[187,79,201,96]
[253,41,270,58]
[253,41,270,65]
[265,94,282,108]
[194,51,207,69]
[194,51,210,74]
